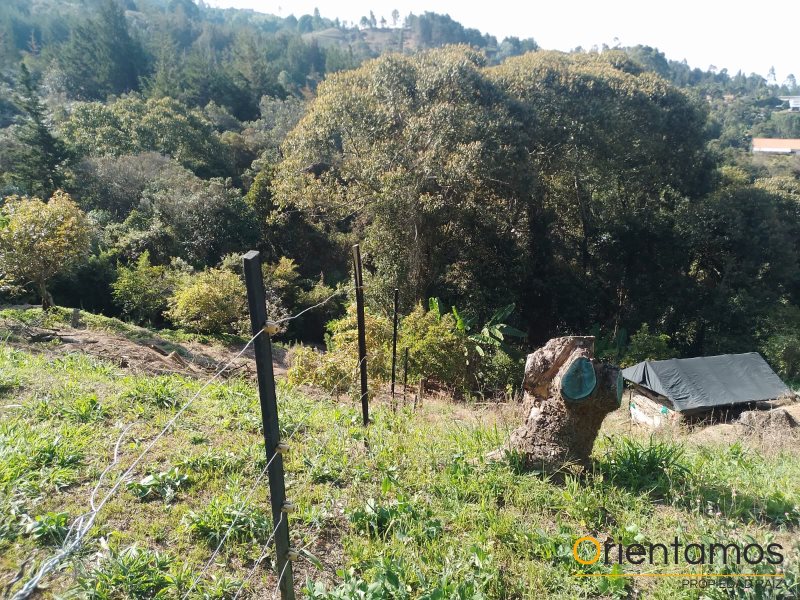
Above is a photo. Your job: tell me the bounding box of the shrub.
[287,304,393,394]
[112,251,179,324]
[0,191,91,308]
[286,345,351,392]
[621,323,674,366]
[761,332,800,384]
[399,303,468,390]
[477,348,524,397]
[166,268,247,334]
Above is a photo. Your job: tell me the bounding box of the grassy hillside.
[1,309,799,599]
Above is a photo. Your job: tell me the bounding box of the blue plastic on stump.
[561,357,597,401]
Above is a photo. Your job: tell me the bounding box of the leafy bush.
[758,304,800,384]
[475,348,524,398]
[761,332,800,385]
[0,191,91,307]
[399,303,469,390]
[24,511,69,545]
[621,323,674,366]
[288,300,524,395]
[112,251,180,324]
[166,268,247,334]
[286,345,352,392]
[287,304,393,393]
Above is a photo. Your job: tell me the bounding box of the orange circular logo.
[573,536,601,565]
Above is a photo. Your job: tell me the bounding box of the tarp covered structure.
[621,353,789,413]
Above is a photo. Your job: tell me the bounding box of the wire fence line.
[9,331,264,600]
[232,513,284,600]
[180,452,278,600]
[7,285,369,600]
[223,353,371,600]
[272,285,354,326]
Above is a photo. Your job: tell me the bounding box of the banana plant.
[463,303,527,357]
[429,298,526,357]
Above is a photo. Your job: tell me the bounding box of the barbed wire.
[8,285,373,599]
[224,352,371,600]
[9,331,264,600]
[272,284,354,326]
[231,514,283,600]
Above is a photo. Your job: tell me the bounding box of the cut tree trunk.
[490,336,621,473]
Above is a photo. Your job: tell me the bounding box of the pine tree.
[8,64,71,198]
[59,0,144,99]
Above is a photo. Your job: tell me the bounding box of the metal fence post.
[352,244,369,425]
[390,288,399,407]
[242,250,295,600]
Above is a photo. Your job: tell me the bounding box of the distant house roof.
[752,138,800,154]
[621,353,789,413]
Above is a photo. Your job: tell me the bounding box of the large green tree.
[275,47,529,317]
[6,64,71,197]
[489,51,713,342]
[60,96,227,177]
[276,48,714,343]
[59,0,145,99]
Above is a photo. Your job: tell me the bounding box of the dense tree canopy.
[276,48,717,344]
[0,0,798,381]
[276,47,527,312]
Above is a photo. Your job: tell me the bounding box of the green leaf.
[490,303,515,325]
[428,297,442,317]
[497,324,526,338]
[300,548,324,571]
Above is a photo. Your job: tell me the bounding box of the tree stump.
[491,336,621,472]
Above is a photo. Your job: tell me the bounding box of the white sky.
[207,0,799,82]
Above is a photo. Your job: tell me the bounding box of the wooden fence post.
[242,250,295,600]
[390,288,399,407]
[403,348,409,405]
[352,245,369,425]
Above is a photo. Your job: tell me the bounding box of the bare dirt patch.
[0,317,288,380]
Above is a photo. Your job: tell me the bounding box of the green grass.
[0,340,799,599]
[0,305,251,350]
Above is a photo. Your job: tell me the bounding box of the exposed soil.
[0,318,288,380]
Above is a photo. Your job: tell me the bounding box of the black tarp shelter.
[621,353,789,413]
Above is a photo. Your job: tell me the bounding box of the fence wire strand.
[231,513,284,600]
[179,451,278,600]
[226,352,370,599]
[9,283,370,600]
[273,285,353,326]
[9,331,263,600]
